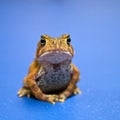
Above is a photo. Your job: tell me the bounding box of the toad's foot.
[73,87,82,95]
[46,94,59,104]
[17,87,31,98]
[58,94,66,102]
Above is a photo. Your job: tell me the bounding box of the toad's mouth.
[38,51,72,64]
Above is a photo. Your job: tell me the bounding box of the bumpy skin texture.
[18,34,81,104]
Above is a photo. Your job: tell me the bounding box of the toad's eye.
[67,38,71,45]
[40,39,46,45]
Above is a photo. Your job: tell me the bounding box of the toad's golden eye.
[67,38,71,45]
[40,39,46,46]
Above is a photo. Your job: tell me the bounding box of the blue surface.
[0,0,120,120]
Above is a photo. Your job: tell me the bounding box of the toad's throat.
[38,51,72,64]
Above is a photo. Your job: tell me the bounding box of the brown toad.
[18,34,81,104]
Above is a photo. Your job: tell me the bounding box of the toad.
[18,34,81,104]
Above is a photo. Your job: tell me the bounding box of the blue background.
[0,0,120,120]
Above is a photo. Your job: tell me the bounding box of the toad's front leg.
[27,79,58,104]
[18,68,58,104]
[58,64,80,102]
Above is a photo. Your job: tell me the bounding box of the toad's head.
[36,34,74,64]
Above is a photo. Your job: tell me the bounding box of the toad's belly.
[36,70,71,93]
